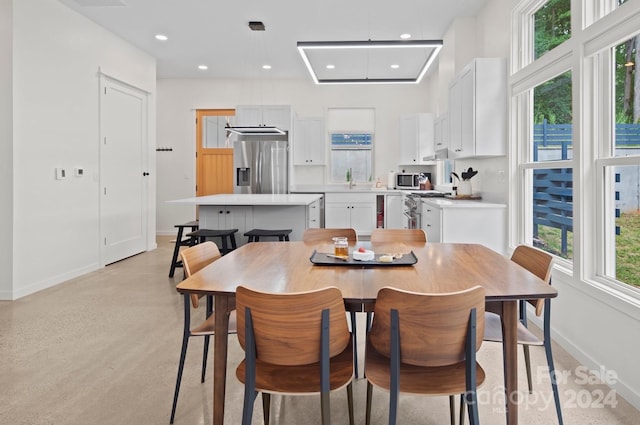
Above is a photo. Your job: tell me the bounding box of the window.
[521,72,574,260]
[598,37,640,287]
[534,0,571,60]
[513,0,640,290]
[329,133,373,183]
[327,108,375,184]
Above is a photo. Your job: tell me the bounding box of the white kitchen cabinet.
[325,193,376,236]
[434,113,449,152]
[202,205,253,239]
[448,58,506,159]
[421,199,506,254]
[235,105,292,131]
[307,198,321,228]
[399,113,434,165]
[421,202,442,242]
[293,117,325,165]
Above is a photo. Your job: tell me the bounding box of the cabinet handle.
[219,210,224,214]
[426,224,432,227]
[226,211,230,214]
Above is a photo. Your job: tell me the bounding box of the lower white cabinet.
[325,193,376,236]
[308,198,321,228]
[201,206,253,241]
[421,200,506,254]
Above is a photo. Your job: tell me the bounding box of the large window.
[600,38,640,287]
[513,0,640,290]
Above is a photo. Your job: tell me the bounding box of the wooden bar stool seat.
[186,229,238,255]
[169,220,199,277]
[244,228,292,242]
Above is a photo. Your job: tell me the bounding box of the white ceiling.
[58,0,489,80]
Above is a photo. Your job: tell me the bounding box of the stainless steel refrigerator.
[233,135,289,194]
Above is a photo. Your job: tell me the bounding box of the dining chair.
[302,227,362,377]
[370,228,427,243]
[170,242,237,424]
[481,244,563,425]
[235,286,354,425]
[365,286,486,425]
[302,227,358,243]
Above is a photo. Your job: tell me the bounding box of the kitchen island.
[168,194,323,246]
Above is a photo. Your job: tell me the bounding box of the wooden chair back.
[369,286,485,367]
[302,228,357,243]
[179,242,222,308]
[510,245,554,316]
[370,228,427,243]
[236,286,351,366]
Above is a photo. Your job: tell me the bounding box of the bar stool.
[186,228,238,255]
[244,228,292,242]
[168,220,199,277]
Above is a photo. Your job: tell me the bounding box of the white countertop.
[291,184,402,194]
[421,198,506,209]
[168,193,323,206]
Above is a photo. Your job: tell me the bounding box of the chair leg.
[321,391,331,425]
[523,344,533,393]
[169,227,185,277]
[546,339,564,425]
[449,395,455,425]
[347,382,355,425]
[465,390,479,425]
[350,311,358,378]
[261,393,271,425]
[230,234,238,249]
[459,394,466,425]
[201,335,210,383]
[365,381,373,425]
[170,331,190,424]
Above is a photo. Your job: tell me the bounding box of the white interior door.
[100,76,148,265]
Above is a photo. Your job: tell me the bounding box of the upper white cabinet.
[448,58,506,159]
[235,105,292,131]
[399,113,435,165]
[293,117,326,165]
[434,113,449,152]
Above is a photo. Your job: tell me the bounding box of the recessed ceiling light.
[198,65,208,70]
[391,64,400,69]
[262,64,272,70]
[326,64,335,69]
[400,33,411,39]
[155,34,168,41]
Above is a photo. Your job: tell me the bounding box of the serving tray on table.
[309,250,417,266]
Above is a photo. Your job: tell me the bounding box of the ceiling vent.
[249,21,265,31]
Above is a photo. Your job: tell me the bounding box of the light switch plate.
[74,167,84,177]
[55,168,66,180]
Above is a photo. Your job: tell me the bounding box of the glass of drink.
[332,237,349,257]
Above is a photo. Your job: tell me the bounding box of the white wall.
[156,79,431,233]
[7,0,156,299]
[0,0,13,298]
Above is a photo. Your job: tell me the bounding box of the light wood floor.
[1,236,639,424]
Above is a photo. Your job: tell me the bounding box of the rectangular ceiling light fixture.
[297,40,443,84]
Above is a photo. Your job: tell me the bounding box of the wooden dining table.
[176,240,558,425]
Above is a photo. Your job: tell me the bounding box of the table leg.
[501,300,518,425]
[213,295,231,425]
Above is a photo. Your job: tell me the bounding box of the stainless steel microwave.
[396,173,420,189]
